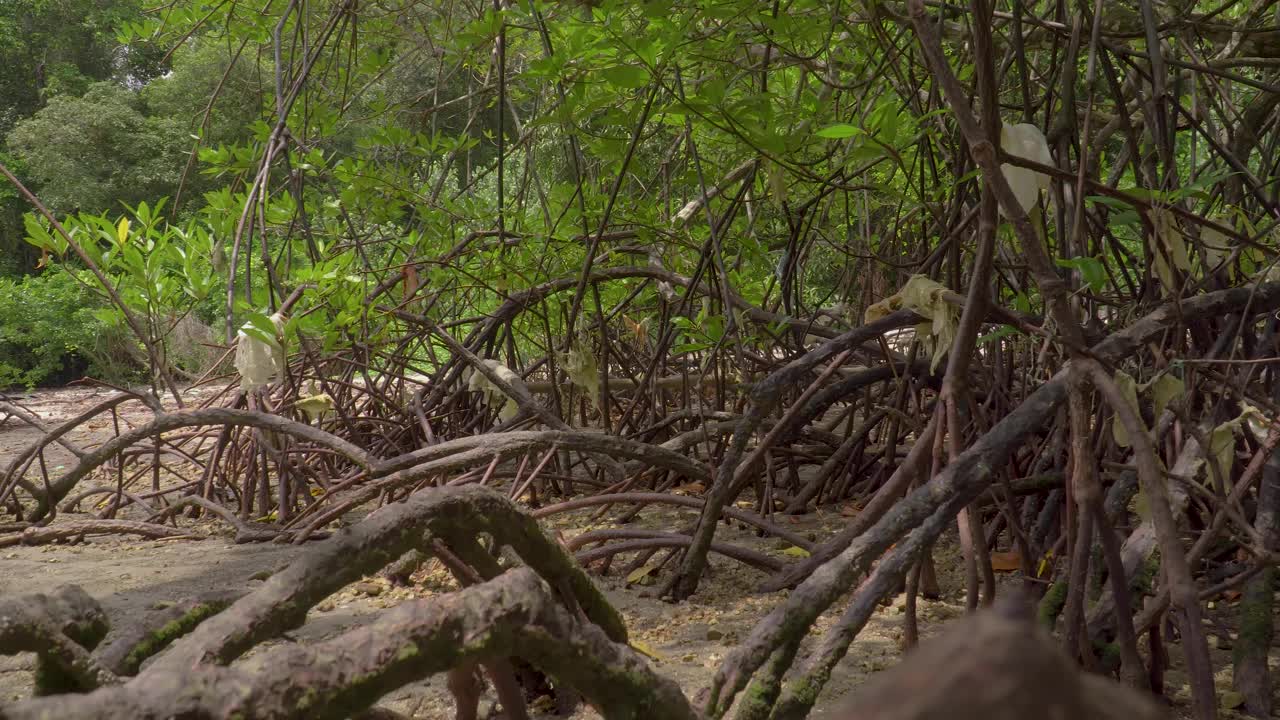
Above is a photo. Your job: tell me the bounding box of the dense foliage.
[1,1,1280,718]
[0,270,110,386]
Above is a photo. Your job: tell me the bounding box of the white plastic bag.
[234,313,286,391]
[999,122,1053,214]
[466,359,525,421]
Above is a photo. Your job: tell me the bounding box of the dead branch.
[0,519,192,548]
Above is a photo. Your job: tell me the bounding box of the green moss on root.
[33,659,78,696]
[1037,581,1068,631]
[1233,567,1275,665]
[733,678,777,720]
[1131,552,1160,597]
[1096,641,1121,674]
[120,600,231,675]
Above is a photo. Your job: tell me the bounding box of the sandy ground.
[0,525,962,712]
[0,386,1271,718]
[0,524,959,718]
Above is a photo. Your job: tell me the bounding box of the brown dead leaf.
[626,563,659,586]
[623,315,650,345]
[990,550,1022,572]
[673,482,705,496]
[402,264,420,303]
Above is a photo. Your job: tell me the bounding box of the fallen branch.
[0,519,192,548]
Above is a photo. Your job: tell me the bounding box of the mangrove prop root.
[0,585,115,693]
[95,591,245,677]
[3,568,695,720]
[154,485,623,671]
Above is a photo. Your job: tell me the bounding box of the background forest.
[1,0,1279,718]
[1,0,1273,394]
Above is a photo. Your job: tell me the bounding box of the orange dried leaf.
[990,550,1022,572]
[402,265,420,302]
[623,314,649,345]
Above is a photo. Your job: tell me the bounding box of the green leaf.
[1110,210,1142,227]
[603,64,649,89]
[815,124,861,139]
[1111,371,1143,449]
[672,341,710,354]
[1086,195,1133,210]
[242,312,282,349]
[642,0,672,19]
[978,325,1018,346]
[1055,256,1107,293]
[870,99,901,143]
[238,325,274,348]
[296,392,334,422]
[1144,373,1184,422]
[846,142,887,165]
[91,307,121,325]
[691,77,725,106]
[23,215,63,255]
[1207,422,1238,484]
